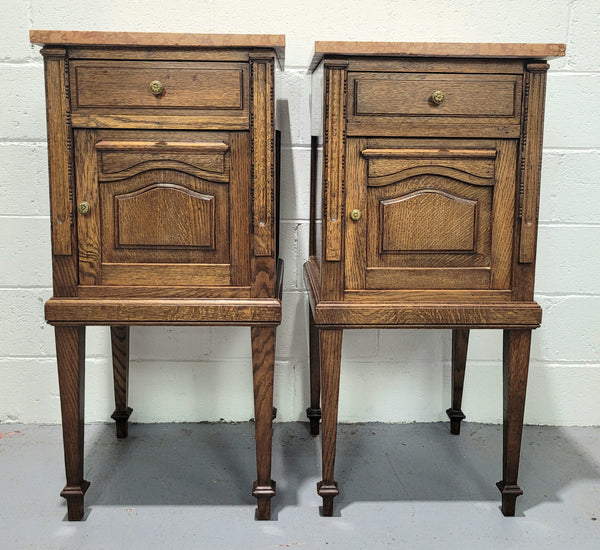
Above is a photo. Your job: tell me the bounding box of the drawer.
[70,60,249,128]
[347,72,522,136]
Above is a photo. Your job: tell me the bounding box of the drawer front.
[344,138,517,292]
[70,60,249,127]
[347,72,522,135]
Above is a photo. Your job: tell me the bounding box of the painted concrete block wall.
[1,0,598,426]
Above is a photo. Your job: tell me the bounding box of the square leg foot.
[446,408,466,435]
[111,407,133,439]
[317,481,339,517]
[253,480,276,520]
[60,480,90,521]
[306,407,321,436]
[496,481,523,516]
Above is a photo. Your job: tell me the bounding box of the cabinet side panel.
[310,137,323,265]
[310,61,325,276]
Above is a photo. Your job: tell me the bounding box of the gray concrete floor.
[0,422,599,549]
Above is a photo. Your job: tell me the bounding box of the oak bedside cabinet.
[305,41,565,516]
[30,30,285,521]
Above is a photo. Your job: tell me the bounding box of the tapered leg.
[306,307,321,435]
[317,329,343,516]
[497,329,532,516]
[55,325,89,521]
[446,328,469,435]
[110,326,132,439]
[251,326,277,520]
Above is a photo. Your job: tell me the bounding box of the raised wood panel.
[99,170,229,266]
[115,184,216,249]
[366,174,492,268]
[71,61,247,114]
[379,190,478,253]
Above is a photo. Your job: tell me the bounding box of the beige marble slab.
[30,30,285,65]
[309,41,565,71]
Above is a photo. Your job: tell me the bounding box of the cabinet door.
[345,139,517,292]
[74,129,250,291]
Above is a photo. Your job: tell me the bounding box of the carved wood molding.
[518,63,549,263]
[323,61,348,262]
[250,52,275,257]
[98,161,229,183]
[367,166,494,187]
[42,48,74,256]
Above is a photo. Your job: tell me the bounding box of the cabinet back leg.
[306,307,322,435]
[446,328,469,435]
[110,325,132,439]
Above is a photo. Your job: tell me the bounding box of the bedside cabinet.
[30,30,285,521]
[305,42,565,516]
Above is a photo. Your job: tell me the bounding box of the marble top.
[309,41,566,71]
[30,30,285,65]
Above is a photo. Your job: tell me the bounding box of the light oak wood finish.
[34,31,284,521]
[307,42,563,517]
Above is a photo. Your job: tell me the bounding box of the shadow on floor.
[79,421,600,517]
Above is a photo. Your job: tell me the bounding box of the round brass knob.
[349,209,362,222]
[431,90,445,105]
[149,80,164,96]
[78,201,91,215]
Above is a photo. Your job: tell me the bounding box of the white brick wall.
[1,0,598,426]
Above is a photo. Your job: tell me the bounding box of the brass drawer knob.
[349,209,362,222]
[149,80,164,96]
[78,201,91,215]
[431,90,445,105]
